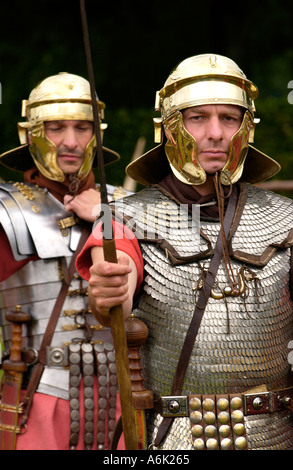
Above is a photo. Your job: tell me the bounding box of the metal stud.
[203,411,216,425]
[70,375,80,387]
[235,436,248,450]
[190,411,202,424]
[230,396,243,410]
[189,396,201,410]
[219,424,231,438]
[205,425,217,438]
[70,409,79,421]
[69,387,79,398]
[168,400,180,414]
[202,398,214,411]
[83,364,94,376]
[221,437,233,450]
[206,438,219,450]
[233,423,245,436]
[252,396,263,410]
[217,397,229,411]
[193,438,205,450]
[217,411,230,425]
[191,424,203,438]
[231,410,244,423]
[69,352,80,365]
[69,398,79,410]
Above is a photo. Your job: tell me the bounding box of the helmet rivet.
[209,55,217,67]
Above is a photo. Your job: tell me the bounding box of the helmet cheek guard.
[220,110,255,185]
[163,109,255,186]
[27,122,63,182]
[163,110,206,185]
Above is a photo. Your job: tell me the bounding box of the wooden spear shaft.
[79,0,138,450]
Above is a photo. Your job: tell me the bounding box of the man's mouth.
[58,154,81,161]
[201,150,227,157]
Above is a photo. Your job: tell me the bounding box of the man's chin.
[206,167,225,176]
[58,164,81,174]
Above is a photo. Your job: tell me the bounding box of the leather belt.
[157,386,293,418]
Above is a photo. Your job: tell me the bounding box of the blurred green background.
[0,0,293,190]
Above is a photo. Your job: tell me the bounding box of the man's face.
[44,120,94,175]
[182,104,243,175]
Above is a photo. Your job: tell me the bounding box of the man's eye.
[46,125,62,132]
[224,115,240,123]
[77,126,92,132]
[190,115,203,120]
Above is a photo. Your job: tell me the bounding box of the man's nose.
[206,117,223,141]
[63,129,78,149]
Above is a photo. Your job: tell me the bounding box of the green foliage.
[254,96,293,181]
[101,107,155,187]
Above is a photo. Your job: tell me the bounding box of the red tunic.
[17,381,124,450]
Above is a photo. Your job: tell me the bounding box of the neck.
[24,168,95,203]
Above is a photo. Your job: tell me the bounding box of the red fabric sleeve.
[76,220,144,292]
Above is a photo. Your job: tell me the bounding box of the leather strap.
[20,224,91,427]
[154,186,238,447]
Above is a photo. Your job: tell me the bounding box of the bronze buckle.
[161,395,188,417]
[243,391,271,415]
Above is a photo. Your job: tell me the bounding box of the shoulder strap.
[154,185,238,448]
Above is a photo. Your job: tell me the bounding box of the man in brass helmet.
[0,72,127,450]
[77,54,293,450]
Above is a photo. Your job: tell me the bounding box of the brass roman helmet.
[126,54,280,186]
[0,72,119,181]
